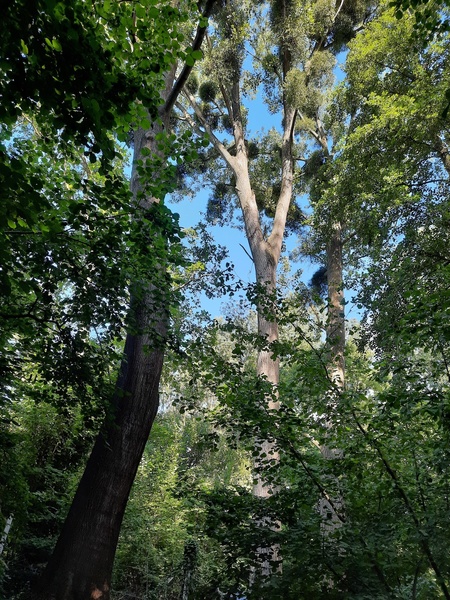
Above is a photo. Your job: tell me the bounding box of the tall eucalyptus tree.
[320,5,450,596]
[178,0,370,478]
[172,1,373,585]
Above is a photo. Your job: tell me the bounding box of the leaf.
[17,217,29,228]
[191,50,203,61]
[52,39,62,52]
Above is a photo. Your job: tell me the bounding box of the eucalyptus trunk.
[231,104,296,576]
[0,515,13,557]
[182,7,297,571]
[32,77,175,600]
[317,220,345,584]
[229,104,296,499]
[252,249,280,499]
[326,220,345,389]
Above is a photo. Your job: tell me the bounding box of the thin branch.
[284,438,346,524]
[245,48,283,84]
[352,409,450,600]
[239,243,254,264]
[333,0,345,23]
[180,92,236,167]
[163,0,218,116]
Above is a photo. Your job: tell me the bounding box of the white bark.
[0,514,13,556]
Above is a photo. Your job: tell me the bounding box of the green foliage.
[112,384,251,599]
[0,0,186,166]
[392,0,450,41]
[3,0,450,598]
[199,81,218,103]
[1,398,97,597]
[186,73,200,95]
[170,287,450,597]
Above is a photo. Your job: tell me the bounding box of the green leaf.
[17,217,29,229]
[52,38,62,52]
[191,50,203,61]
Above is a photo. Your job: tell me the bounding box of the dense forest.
[1,0,450,598]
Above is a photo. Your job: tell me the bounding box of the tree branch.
[180,91,236,167]
[239,243,254,264]
[163,0,218,116]
[352,409,450,600]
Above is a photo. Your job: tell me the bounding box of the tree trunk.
[179,541,197,600]
[26,1,215,593]
[435,136,450,175]
[326,221,345,390]
[32,76,175,600]
[251,252,282,577]
[0,514,13,557]
[34,316,165,600]
[183,53,296,578]
[318,220,345,565]
[252,251,280,499]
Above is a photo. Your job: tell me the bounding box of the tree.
[178,0,368,492]
[1,0,217,597]
[316,4,450,595]
[4,0,450,596]
[165,2,450,595]
[30,2,218,597]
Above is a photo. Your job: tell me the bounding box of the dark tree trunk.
[32,75,175,600]
[33,309,165,600]
[28,4,216,596]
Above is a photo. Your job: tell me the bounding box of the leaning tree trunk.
[29,0,216,589]
[33,78,175,600]
[34,305,166,600]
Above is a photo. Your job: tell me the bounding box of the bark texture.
[34,314,165,600]
[326,221,345,389]
[33,77,174,600]
[181,6,297,575]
